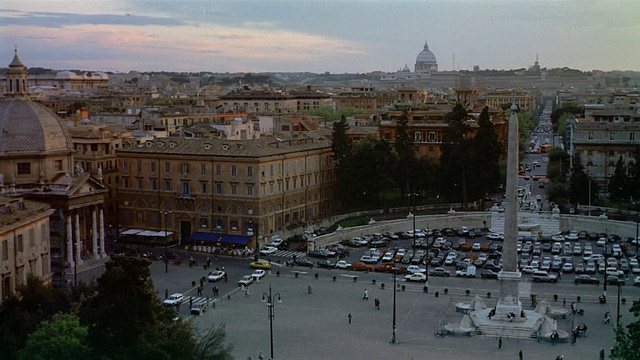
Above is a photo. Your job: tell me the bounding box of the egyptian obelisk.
[496,101,522,316]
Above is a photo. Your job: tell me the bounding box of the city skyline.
[1,0,639,74]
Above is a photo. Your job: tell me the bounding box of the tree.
[609,156,630,203]
[569,154,598,206]
[192,324,234,360]
[393,112,416,197]
[0,275,72,360]
[439,104,471,204]
[612,299,640,360]
[17,313,91,360]
[546,181,569,208]
[331,115,353,206]
[469,106,502,197]
[79,255,196,360]
[347,136,395,207]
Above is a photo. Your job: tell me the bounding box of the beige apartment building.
[116,135,337,247]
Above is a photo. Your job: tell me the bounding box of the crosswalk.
[181,295,214,308]
[266,250,307,258]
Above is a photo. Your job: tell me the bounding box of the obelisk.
[496,101,522,316]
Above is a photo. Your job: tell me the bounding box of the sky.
[1,0,639,74]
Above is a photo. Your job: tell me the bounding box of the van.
[456,265,477,277]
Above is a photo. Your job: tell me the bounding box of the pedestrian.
[375,298,380,310]
[498,336,502,349]
[563,298,566,308]
[245,287,249,296]
[221,264,225,271]
[348,313,352,324]
[197,286,202,296]
[519,350,523,360]
[165,288,169,299]
[189,296,193,309]
[363,288,368,300]
[600,349,605,360]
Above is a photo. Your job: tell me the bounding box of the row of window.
[122,173,328,195]
[122,158,327,176]
[586,131,637,141]
[0,226,46,261]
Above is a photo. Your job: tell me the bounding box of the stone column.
[92,207,99,259]
[99,207,106,257]
[497,102,522,316]
[75,213,83,265]
[66,215,75,268]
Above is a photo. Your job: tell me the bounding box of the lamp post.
[390,266,398,344]
[162,209,172,273]
[262,284,282,359]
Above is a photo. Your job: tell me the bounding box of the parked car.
[293,258,314,268]
[532,271,558,283]
[574,275,600,285]
[429,267,451,277]
[480,269,499,279]
[635,276,640,286]
[406,265,426,274]
[335,260,352,269]
[405,273,427,282]
[351,262,373,271]
[521,266,537,274]
[316,259,335,269]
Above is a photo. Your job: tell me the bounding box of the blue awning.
[188,232,252,246]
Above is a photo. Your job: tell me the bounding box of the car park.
[207,270,226,282]
[238,275,254,286]
[163,293,184,306]
[574,275,600,285]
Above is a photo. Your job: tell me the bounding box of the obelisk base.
[495,270,522,317]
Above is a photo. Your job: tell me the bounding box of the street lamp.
[162,209,172,273]
[262,284,282,359]
[390,267,398,344]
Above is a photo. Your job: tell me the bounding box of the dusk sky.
[1,0,638,74]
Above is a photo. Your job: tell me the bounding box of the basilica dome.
[0,50,73,156]
[415,41,438,73]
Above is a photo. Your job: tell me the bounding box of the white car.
[635,276,640,286]
[521,266,537,274]
[252,269,266,279]
[163,293,184,306]
[270,238,284,247]
[406,265,426,274]
[405,273,427,282]
[335,260,352,269]
[259,246,278,255]
[207,270,226,282]
[382,250,395,262]
[238,275,254,286]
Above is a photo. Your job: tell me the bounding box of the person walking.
[375,298,380,310]
[189,296,193,309]
[165,288,169,299]
[363,289,368,300]
[348,313,352,324]
[498,337,502,349]
[600,349,605,360]
[519,349,523,360]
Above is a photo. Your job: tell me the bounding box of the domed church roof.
[416,41,437,64]
[0,50,74,156]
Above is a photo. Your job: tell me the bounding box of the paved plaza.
[151,261,632,360]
